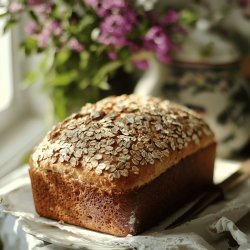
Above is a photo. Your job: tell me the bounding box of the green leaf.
[77,15,95,32]
[96,45,107,56]
[53,4,72,20]
[0,12,8,18]
[21,149,33,164]
[53,89,67,120]
[3,18,17,34]
[79,79,90,89]
[98,80,110,90]
[23,55,49,86]
[39,55,49,72]
[49,70,77,86]
[21,37,38,55]
[124,61,133,73]
[89,44,98,52]
[180,9,198,25]
[24,70,40,85]
[29,10,39,23]
[55,50,71,65]
[80,51,90,69]
[130,51,152,61]
[93,61,122,86]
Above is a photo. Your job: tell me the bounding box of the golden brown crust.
[30,95,215,193]
[29,143,216,236]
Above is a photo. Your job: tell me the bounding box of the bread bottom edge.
[29,142,216,237]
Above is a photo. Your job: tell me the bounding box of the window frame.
[0,17,13,112]
[0,2,48,178]
[0,1,28,133]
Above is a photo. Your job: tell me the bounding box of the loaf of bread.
[29,95,216,237]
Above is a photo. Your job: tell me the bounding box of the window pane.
[0,3,13,111]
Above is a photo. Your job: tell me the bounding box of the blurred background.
[0,0,250,179]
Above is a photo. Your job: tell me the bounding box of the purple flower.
[144,26,169,49]
[8,3,23,13]
[155,52,170,64]
[161,10,178,25]
[105,0,127,10]
[101,14,133,35]
[119,8,136,25]
[25,22,38,35]
[28,0,51,15]
[50,21,62,36]
[133,60,149,70]
[68,38,84,52]
[84,0,109,17]
[34,4,51,14]
[144,26,171,63]
[98,14,134,47]
[84,0,127,17]
[108,51,117,60]
[37,27,50,48]
[28,0,47,6]
[99,33,127,47]
[127,41,140,53]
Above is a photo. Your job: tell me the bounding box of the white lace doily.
[1,161,250,250]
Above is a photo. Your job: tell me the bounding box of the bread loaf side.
[29,95,216,236]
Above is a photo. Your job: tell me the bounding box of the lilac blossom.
[84,0,110,17]
[8,3,23,13]
[50,21,62,36]
[98,14,133,47]
[133,60,149,70]
[37,26,50,48]
[127,41,140,53]
[119,7,137,25]
[25,22,38,35]
[33,4,51,15]
[98,11,134,47]
[161,10,178,25]
[126,41,150,69]
[84,0,127,17]
[99,33,127,47]
[101,14,133,36]
[108,51,117,60]
[85,0,136,48]
[28,0,51,15]
[144,26,171,63]
[28,0,47,6]
[68,38,85,52]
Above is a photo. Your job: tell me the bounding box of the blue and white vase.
[134,28,250,158]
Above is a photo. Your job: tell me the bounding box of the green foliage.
[3,18,17,34]
[49,71,78,86]
[93,61,122,87]
[21,37,38,55]
[0,0,184,120]
[25,70,40,85]
[21,149,33,164]
[53,88,67,120]
[180,9,198,25]
[0,12,8,18]
[55,50,71,65]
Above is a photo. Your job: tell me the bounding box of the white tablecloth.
[1,160,250,250]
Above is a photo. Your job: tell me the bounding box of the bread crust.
[29,143,216,236]
[29,95,216,236]
[30,95,215,193]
